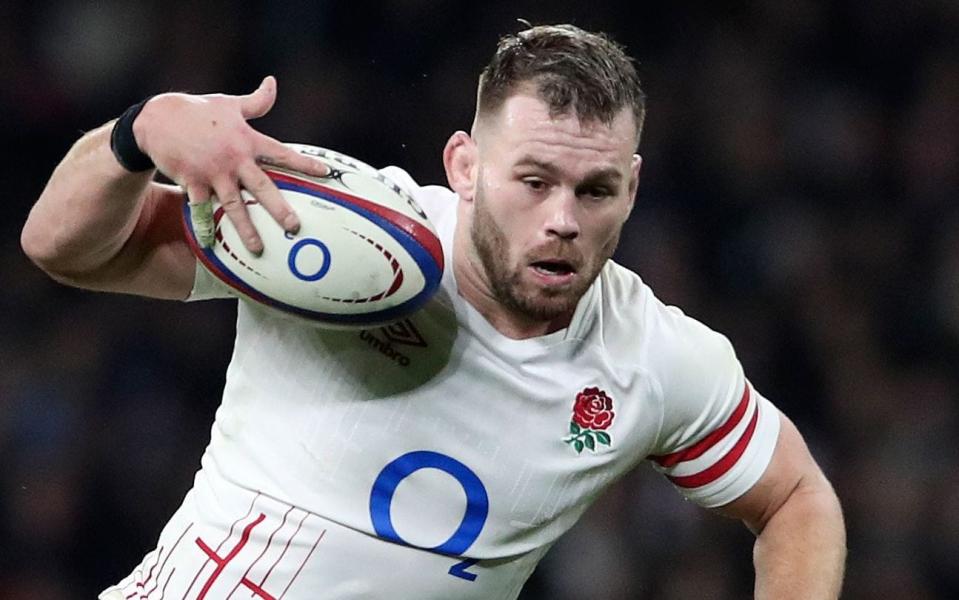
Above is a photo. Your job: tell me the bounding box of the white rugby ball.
[181,144,444,328]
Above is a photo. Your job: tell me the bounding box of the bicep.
[83,183,198,299]
[711,412,823,533]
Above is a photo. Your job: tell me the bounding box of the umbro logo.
[358,319,427,367]
[380,320,427,347]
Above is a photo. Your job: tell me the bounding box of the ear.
[626,154,643,213]
[443,131,478,202]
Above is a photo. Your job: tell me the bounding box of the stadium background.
[2,1,958,598]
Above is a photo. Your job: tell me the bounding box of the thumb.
[239,76,277,120]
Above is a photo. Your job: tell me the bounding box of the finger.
[214,178,263,255]
[239,75,277,121]
[185,182,215,248]
[256,136,331,178]
[238,161,300,234]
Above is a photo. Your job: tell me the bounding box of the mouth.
[529,259,578,285]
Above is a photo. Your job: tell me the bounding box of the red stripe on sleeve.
[666,402,760,488]
[651,384,751,468]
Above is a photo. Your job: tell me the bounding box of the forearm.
[22,122,154,280]
[753,476,846,599]
[22,79,328,298]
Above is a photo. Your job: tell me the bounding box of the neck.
[452,224,573,340]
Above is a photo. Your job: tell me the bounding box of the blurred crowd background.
[2,0,958,598]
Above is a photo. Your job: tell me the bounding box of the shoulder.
[596,262,736,381]
[598,267,782,508]
[595,261,746,434]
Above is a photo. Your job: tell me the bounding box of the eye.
[523,178,549,192]
[581,186,612,200]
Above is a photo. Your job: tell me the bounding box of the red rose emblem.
[572,387,615,430]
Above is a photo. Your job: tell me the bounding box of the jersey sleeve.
[184,260,235,302]
[646,307,781,508]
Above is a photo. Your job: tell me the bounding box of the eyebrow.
[514,156,623,185]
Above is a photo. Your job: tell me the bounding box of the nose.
[544,189,579,240]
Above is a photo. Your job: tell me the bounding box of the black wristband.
[110,97,156,172]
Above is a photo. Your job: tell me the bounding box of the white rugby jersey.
[103,167,780,600]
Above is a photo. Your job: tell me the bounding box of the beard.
[470,187,619,323]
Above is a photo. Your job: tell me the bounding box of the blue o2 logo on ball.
[287,237,331,281]
[369,451,488,581]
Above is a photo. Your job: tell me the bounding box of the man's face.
[466,92,641,323]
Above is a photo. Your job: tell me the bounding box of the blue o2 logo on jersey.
[369,451,488,581]
[287,237,331,281]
